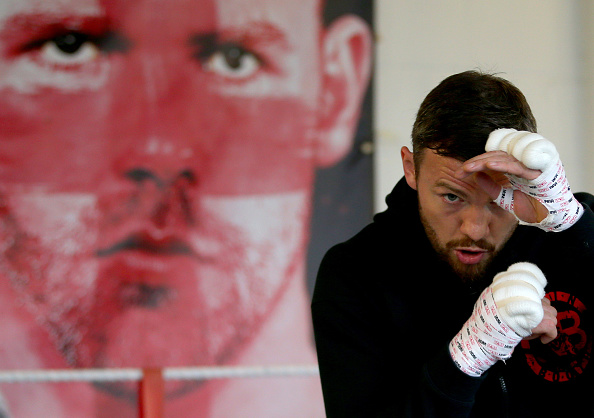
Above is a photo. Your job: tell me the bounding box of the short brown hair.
[411,70,537,169]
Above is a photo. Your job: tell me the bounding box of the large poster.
[0,0,373,416]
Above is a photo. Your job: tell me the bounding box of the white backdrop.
[374,0,593,211]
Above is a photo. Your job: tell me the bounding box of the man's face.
[0,0,327,372]
[408,149,518,282]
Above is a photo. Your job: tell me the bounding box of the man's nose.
[459,205,490,242]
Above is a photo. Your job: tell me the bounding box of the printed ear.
[314,15,372,167]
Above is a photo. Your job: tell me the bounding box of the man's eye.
[204,44,261,79]
[444,193,461,203]
[39,33,99,65]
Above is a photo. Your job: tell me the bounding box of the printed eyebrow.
[188,21,291,54]
[1,12,131,56]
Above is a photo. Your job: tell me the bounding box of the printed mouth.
[96,232,194,257]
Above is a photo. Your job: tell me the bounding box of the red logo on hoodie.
[521,291,591,382]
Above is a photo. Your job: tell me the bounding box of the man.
[0,0,372,416]
[312,71,594,416]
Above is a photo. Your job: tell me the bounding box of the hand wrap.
[486,128,583,232]
[449,262,547,377]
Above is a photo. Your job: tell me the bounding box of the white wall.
[373,0,591,212]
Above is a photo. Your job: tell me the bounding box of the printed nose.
[125,167,198,227]
[111,53,206,171]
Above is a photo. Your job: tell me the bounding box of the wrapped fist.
[450,263,553,377]
[486,128,583,232]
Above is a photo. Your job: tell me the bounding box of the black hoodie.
[312,177,594,417]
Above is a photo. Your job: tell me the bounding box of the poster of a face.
[0,0,373,416]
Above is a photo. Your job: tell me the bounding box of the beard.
[419,208,516,283]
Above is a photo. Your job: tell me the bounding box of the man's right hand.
[449,262,557,377]
[524,296,558,344]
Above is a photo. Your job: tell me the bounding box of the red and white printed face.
[0,0,328,372]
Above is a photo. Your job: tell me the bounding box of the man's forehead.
[417,148,465,173]
[417,149,500,201]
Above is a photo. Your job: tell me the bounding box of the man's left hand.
[455,150,548,223]
[455,129,583,232]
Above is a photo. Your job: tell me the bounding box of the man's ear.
[314,15,373,167]
[401,146,418,190]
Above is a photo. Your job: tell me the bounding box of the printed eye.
[7,26,129,92]
[39,33,100,65]
[203,44,261,79]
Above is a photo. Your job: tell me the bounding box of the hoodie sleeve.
[312,242,486,417]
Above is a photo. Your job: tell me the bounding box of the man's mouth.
[454,247,488,265]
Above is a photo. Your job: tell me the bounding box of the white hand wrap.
[486,128,583,232]
[450,262,547,377]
